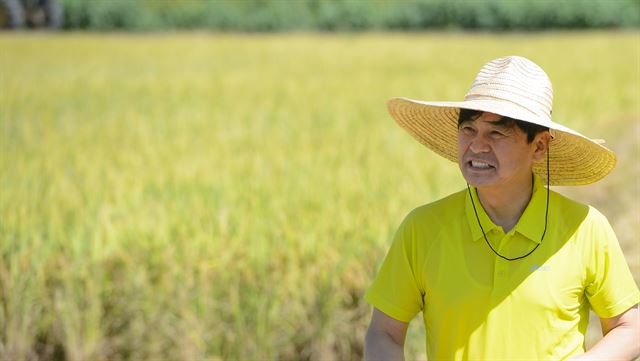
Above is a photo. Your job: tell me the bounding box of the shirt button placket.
[494,263,505,287]
[494,235,509,289]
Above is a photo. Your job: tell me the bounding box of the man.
[364,56,640,360]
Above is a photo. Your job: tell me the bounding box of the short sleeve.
[364,213,424,323]
[584,208,640,318]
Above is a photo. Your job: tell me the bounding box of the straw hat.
[387,56,616,186]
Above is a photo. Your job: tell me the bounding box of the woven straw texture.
[387,56,616,186]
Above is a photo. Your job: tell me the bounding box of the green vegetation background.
[60,0,640,31]
[1,31,639,360]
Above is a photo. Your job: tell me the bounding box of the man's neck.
[476,178,534,233]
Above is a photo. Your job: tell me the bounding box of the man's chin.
[461,174,497,188]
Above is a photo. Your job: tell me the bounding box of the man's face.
[457,112,546,190]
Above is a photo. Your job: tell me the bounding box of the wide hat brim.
[388,97,616,186]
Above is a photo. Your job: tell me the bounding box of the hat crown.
[464,56,554,121]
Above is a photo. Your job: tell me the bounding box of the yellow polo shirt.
[365,176,640,360]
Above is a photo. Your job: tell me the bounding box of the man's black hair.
[457,109,549,143]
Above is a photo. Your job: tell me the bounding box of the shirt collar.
[465,174,547,243]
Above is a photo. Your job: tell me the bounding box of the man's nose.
[469,136,491,153]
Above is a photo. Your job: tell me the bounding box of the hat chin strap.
[466,150,550,261]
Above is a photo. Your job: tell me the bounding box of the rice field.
[1,31,638,360]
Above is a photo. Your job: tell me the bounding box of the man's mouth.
[468,160,495,169]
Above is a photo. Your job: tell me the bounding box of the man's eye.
[461,126,474,134]
[490,131,505,137]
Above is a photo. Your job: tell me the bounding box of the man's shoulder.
[393,190,467,245]
[549,189,589,212]
[549,189,612,230]
[405,189,467,224]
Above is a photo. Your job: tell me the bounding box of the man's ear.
[532,131,551,162]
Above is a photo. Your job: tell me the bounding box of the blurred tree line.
[61,0,639,31]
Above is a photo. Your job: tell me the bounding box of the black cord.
[466,150,550,261]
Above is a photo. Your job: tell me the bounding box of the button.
[497,270,506,277]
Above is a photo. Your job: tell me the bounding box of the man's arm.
[570,304,639,360]
[364,308,409,361]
